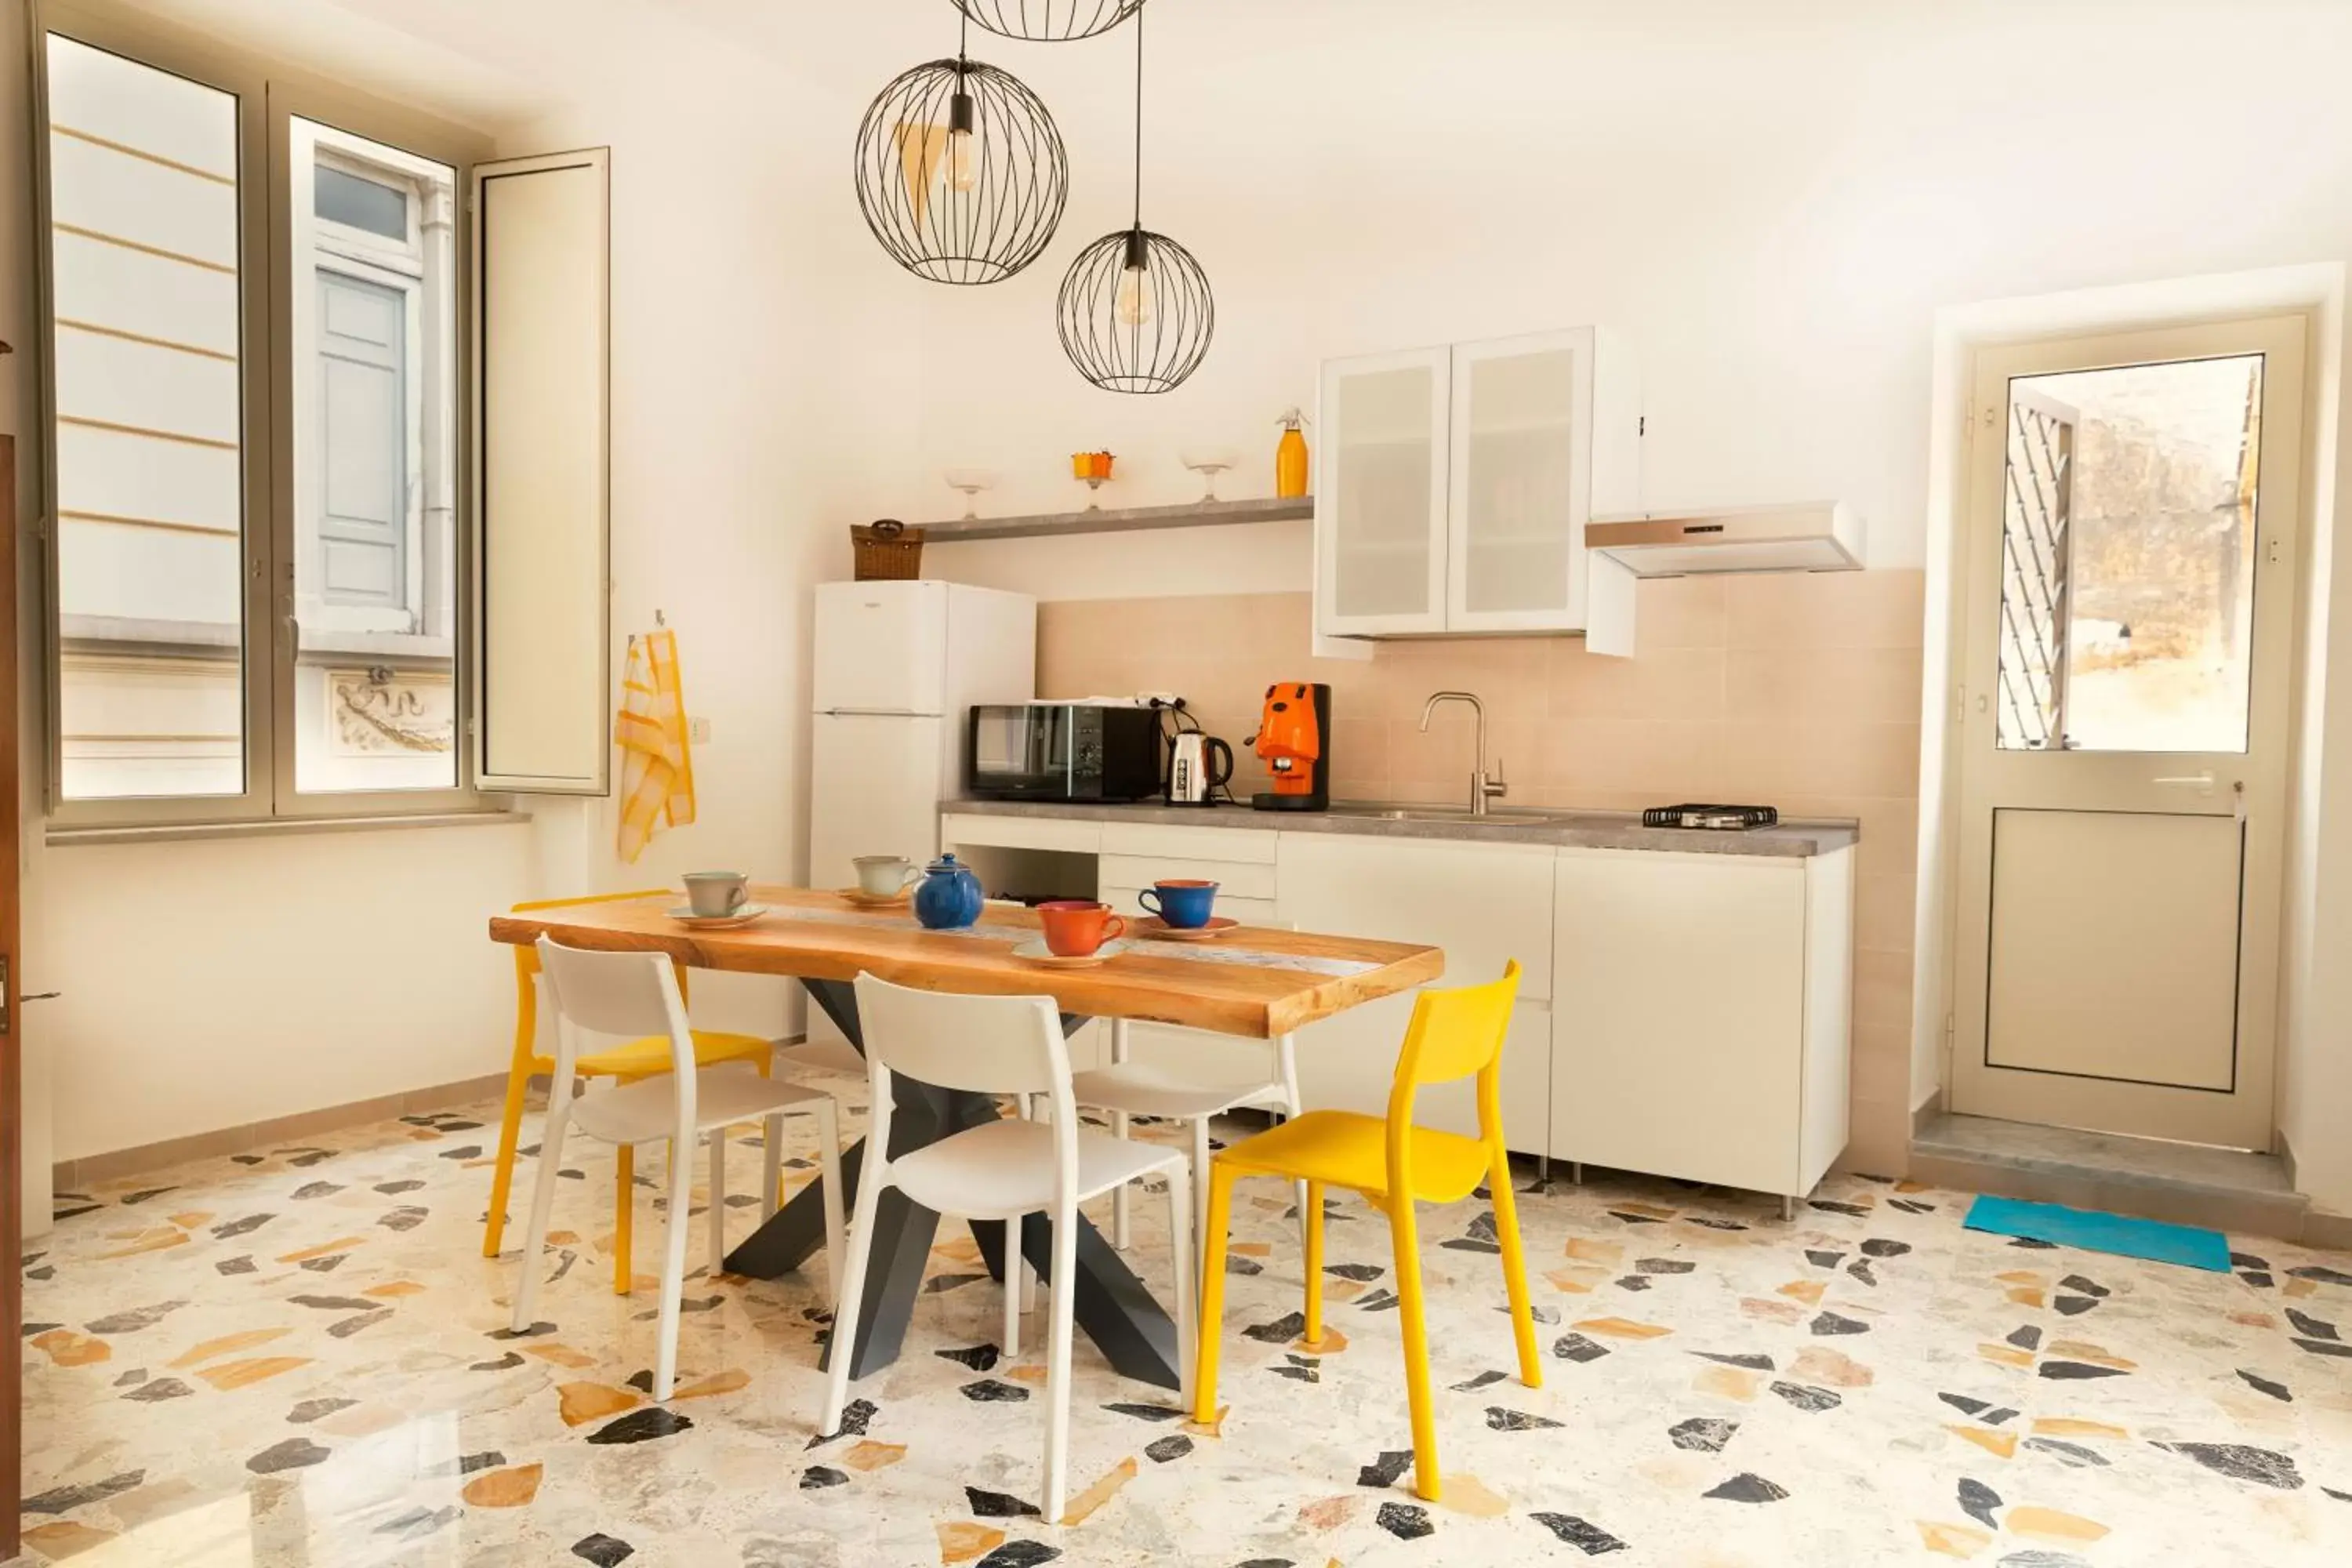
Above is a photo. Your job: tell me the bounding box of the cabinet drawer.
[1099,855,1278,902]
[941,813,1102,855]
[1100,886,1279,927]
[1098,821,1279,864]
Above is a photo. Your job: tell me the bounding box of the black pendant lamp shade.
[1058,226,1211,394]
[853,46,1068,285]
[1057,7,1212,392]
[953,0,1148,42]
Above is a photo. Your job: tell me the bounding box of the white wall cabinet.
[1276,832,1555,1155]
[1316,328,1641,645]
[1551,847,1853,1204]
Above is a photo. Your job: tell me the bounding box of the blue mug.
[1138,879,1218,929]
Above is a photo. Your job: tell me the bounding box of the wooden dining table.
[488,886,1444,1392]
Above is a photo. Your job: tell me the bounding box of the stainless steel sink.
[1336,806,1559,826]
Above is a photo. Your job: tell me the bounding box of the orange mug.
[1037,900,1126,957]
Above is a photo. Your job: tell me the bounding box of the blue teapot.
[913,853,984,931]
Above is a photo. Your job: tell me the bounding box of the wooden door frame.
[2,427,24,1557]
[1948,318,2307,1149]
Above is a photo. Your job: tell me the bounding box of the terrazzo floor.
[19,1079,2352,1567]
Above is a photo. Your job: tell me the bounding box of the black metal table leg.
[722,980,873,1279]
[723,978,1181,1391]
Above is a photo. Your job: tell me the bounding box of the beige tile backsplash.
[1037,569,1928,1177]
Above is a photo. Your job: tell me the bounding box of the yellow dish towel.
[616,628,696,863]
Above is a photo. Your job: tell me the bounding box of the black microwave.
[966,703,1162,802]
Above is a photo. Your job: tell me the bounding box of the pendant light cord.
[1131,6,1144,229]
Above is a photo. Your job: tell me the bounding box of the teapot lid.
[925,852,965,872]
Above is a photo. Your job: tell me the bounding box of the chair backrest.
[853,972,1071,1100]
[1384,960,1523,1171]
[511,891,697,1003]
[535,937,694,1083]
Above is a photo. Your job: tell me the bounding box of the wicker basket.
[851,519,924,581]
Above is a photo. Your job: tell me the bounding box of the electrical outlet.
[688,717,713,744]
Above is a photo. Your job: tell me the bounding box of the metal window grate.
[1996,390,2076,750]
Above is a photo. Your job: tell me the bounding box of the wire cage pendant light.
[1057,8,1212,393]
[853,15,1068,285]
[953,0,1149,43]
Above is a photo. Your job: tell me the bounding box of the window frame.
[32,0,497,829]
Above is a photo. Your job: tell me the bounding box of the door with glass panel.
[1316,347,1449,637]
[1952,317,2306,1149]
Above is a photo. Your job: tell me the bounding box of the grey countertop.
[942,798,1857,858]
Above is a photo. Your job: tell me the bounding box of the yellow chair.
[1193,961,1541,1504]
[482,891,778,1294]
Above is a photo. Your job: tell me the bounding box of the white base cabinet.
[1276,833,1555,1156]
[936,810,1856,1198]
[1551,847,1853,1202]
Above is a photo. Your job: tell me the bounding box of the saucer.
[1011,937,1131,967]
[838,886,912,908]
[1135,916,1240,942]
[666,903,768,929]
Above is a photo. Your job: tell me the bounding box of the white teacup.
[683,870,750,917]
[853,855,920,898]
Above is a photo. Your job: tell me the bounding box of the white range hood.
[1587,502,1865,577]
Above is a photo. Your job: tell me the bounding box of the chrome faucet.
[1418,691,1508,816]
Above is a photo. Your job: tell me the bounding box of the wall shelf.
[916,495,1313,543]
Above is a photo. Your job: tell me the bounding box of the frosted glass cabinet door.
[1316,347,1449,636]
[1448,329,1592,632]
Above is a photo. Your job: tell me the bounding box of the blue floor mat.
[1962,1193,2232,1272]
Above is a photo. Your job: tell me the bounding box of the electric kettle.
[1166,731,1235,807]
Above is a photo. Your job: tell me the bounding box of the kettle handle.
[1204,736,1235,788]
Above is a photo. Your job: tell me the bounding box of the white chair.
[1074,1022,1305,1255]
[822,973,1195,1526]
[514,937,848,1399]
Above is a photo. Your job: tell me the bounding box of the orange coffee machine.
[1248,682,1331,812]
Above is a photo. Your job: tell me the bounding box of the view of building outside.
[1996,354,2263,755]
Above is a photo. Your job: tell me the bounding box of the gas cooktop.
[1641,804,1780,831]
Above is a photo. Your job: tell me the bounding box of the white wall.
[29,825,535,1160]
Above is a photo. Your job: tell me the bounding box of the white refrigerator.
[807,577,1036,913]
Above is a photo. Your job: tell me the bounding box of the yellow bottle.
[1275,408,1310,499]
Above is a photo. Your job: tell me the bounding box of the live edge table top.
[488,887,1445,1040]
